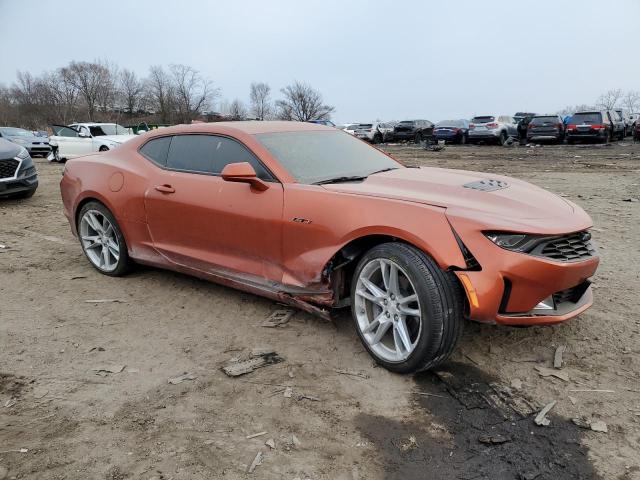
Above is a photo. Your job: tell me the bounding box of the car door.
[50,125,92,158]
[142,134,285,283]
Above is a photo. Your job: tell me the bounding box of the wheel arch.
[321,229,466,307]
[73,193,130,250]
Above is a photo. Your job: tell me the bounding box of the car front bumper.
[0,173,39,197]
[448,219,599,326]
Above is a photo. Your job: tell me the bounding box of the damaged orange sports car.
[60,121,599,373]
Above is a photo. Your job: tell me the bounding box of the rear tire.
[99,146,109,152]
[350,242,464,373]
[373,133,382,144]
[414,132,423,144]
[499,131,507,145]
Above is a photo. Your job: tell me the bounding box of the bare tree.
[596,89,623,110]
[226,99,247,120]
[169,64,216,123]
[64,61,113,120]
[621,90,640,113]
[556,104,594,116]
[120,68,144,116]
[249,82,272,120]
[275,82,334,121]
[147,65,175,123]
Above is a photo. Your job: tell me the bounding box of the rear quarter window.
[139,136,172,167]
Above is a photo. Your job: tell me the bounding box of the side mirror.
[78,130,90,138]
[221,162,269,191]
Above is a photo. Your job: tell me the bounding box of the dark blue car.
[433,119,470,144]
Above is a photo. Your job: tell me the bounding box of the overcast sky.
[1,0,638,123]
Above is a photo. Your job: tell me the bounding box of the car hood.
[0,138,22,158]
[5,134,44,144]
[322,167,587,232]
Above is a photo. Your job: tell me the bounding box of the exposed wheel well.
[74,197,108,230]
[323,235,422,307]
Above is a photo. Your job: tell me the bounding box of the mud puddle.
[357,362,599,480]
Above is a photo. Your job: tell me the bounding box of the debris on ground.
[510,378,523,390]
[623,198,639,202]
[246,431,267,439]
[284,387,293,398]
[167,373,197,385]
[283,434,301,451]
[553,345,566,369]
[297,394,320,402]
[247,451,264,473]
[478,434,510,445]
[84,299,125,304]
[572,416,591,429]
[333,368,370,379]
[0,465,7,480]
[261,309,295,328]
[535,366,569,382]
[222,348,284,377]
[86,346,105,353]
[534,400,557,426]
[399,435,418,451]
[590,420,608,433]
[265,438,275,449]
[0,449,28,454]
[92,365,125,376]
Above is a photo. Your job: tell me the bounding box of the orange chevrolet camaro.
[60,121,599,373]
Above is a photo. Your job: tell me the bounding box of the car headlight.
[483,232,545,252]
[16,147,30,160]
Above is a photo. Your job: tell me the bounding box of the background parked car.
[609,110,626,139]
[433,119,469,144]
[49,123,136,161]
[354,122,395,143]
[614,108,634,136]
[526,115,565,144]
[468,115,517,145]
[634,118,640,141]
[392,120,434,143]
[513,112,537,125]
[0,138,38,199]
[0,127,51,157]
[340,123,360,135]
[566,111,615,144]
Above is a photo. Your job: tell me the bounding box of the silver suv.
[468,115,518,145]
[354,122,395,143]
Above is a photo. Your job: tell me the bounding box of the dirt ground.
[1,141,639,480]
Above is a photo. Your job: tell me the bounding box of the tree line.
[0,59,335,129]
[557,89,640,117]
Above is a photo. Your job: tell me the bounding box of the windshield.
[88,124,129,136]
[471,116,494,123]
[0,127,32,137]
[255,130,400,184]
[531,116,559,125]
[571,113,602,124]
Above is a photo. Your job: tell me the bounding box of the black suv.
[566,111,620,144]
[0,138,39,199]
[526,115,565,143]
[392,120,434,143]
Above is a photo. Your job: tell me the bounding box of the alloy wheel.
[354,258,422,362]
[79,209,120,272]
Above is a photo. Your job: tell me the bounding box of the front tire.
[350,243,464,373]
[77,202,131,276]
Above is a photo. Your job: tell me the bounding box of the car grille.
[0,158,20,179]
[536,231,596,262]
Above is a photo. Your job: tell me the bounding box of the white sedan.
[48,123,136,162]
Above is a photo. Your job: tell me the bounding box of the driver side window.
[145,134,274,181]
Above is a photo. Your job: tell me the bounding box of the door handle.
[154,184,175,194]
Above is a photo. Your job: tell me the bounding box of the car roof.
[144,121,332,137]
